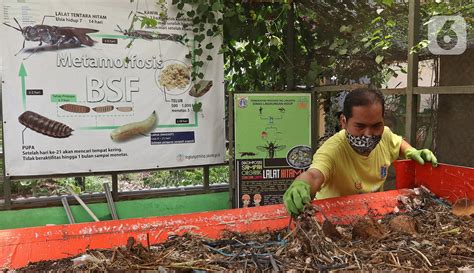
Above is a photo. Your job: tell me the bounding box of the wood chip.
[452,198,474,216]
[21,190,473,271]
[389,215,419,235]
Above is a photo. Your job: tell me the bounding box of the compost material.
[19,188,474,271]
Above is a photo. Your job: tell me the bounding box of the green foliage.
[192,101,202,112]
[209,166,229,184]
[167,0,224,80]
[185,0,406,91]
[4,176,106,199]
[5,166,229,199]
[143,166,229,188]
[129,0,225,81]
[85,177,109,193]
[223,3,291,91]
[3,1,472,200]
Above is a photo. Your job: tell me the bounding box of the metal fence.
[0,146,230,210]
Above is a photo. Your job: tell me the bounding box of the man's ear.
[340,114,347,129]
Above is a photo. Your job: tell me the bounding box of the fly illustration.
[116,25,185,44]
[240,152,256,157]
[3,17,99,57]
[257,141,286,159]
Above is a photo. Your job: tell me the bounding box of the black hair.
[335,111,343,132]
[343,87,385,120]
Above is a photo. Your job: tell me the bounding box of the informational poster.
[234,93,312,208]
[1,0,225,176]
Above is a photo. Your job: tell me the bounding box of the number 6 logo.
[428,15,467,55]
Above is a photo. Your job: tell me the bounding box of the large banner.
[1,0,225,176]
[234,93,312,208]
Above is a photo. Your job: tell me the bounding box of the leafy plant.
[174,0,224,80]
[3,0,472,201]
[142,166,228,188]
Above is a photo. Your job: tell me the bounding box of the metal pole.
[75,177,85,191]
[228,94,235,208]
[103,183,118,220]
[3,177,12,210]
[406,0,420,143]
[285,2,295,91]
[61,197,75,224]
[312,91,320,152]
[1,85,10,210]
[67,187,99,222]
[111,173,118,201]
[203,166,210,190]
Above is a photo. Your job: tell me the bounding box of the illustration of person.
[253,194,262,207]
[259,106,263,115]
[242,194,251,208]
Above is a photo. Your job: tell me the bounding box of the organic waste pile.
[18,187,474,271]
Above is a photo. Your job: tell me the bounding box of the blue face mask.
[346,132,381,154]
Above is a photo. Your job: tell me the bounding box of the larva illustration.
[19,111,73,138]
[116,106,133,112]
[60,104,91,113]
[92,105,114,113]
[110,111,156,142]
[189,80,213,98]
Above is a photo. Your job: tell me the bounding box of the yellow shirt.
[310,126,402,199]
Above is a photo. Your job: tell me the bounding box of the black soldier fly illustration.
[3,17,99,58]
[257,141,286,159]
[116,25,185,44]
[278,107,286,113]
[239,152,257,157]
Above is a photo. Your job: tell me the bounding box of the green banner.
[234,94,311,159]
[234,93,312,208]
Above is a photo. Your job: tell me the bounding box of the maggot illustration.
[110,111,157,142]
[92,105,114,113]
[60,104,90,113]
[116,106,133,112]
[18,111,73,138]
[189,80,213,98]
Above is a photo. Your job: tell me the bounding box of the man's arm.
[283,168,325,215]
[399,139,412,157]
[399,139,438,166]
[294,168,325,199]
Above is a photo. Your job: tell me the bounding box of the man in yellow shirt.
[283,87,438,215]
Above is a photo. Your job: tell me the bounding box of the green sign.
[234,93,312,208]
[50,94,77,103]
[234,93,311,160]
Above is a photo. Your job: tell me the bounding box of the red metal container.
[394,160,474,202]
[1,160,472,269]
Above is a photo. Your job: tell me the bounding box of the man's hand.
[405,147,438,167]
[283,180,311,215]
